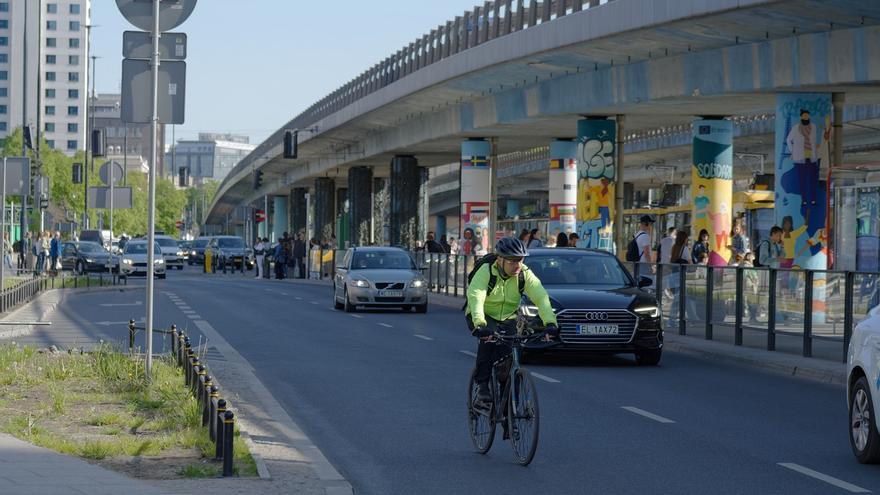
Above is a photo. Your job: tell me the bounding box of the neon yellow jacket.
[466,262,557,328]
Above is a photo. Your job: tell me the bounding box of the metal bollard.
[194,365,207,396]
[188,358,199,388]
[200,375,212,422]
[222,410,235,477]
[207,385,219,432]
[197,372,206,409]
[128,319,136,354]
[215,399,227,460]
[170,325,178,356]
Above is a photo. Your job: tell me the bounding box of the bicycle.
[466,322,556,466]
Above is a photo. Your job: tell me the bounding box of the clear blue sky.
[92,0,480,146]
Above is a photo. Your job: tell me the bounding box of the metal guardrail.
[0,271,125,313]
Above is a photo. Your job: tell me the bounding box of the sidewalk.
[260,275,847,387]
[0,433,170,495]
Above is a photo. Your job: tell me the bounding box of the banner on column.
[549,140,577,241]
[576,119,615,250]
[460,140,491,256]
[692,119,733,266]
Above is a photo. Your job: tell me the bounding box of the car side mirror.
[638,276,652,289]
[870,305,880,318]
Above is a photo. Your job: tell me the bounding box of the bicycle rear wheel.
[467,368,496,454]
[508,368,540,466]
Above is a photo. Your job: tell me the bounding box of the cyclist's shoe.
[476,382,492,406]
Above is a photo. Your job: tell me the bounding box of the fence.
[127,321,237,477]
[0,271,125,313]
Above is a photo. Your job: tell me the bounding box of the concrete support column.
[389,155,426,249]
[372,177,389,245]
[272,195,288,241]
[258,196,268,239]
[548,139,578,243]
[348,166,373,247]
[435,215,447,239]
[460,139,491,255]
[314,177,335,244]
[576,118,616,250]
[290,187,307,237]
[506,200,520,218]
[692,118,733,266]
[336,187,349,248]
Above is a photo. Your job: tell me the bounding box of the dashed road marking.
[777,463,870,493]
[186,314,202,320]
[350,314,363,319]
[295,296,302,300]
[621,406,675,424]
[309,301,319,305]
[378,323,393,328]
[281,292,289,296]
[459,350,477,357]
[530,372,560,384]
[414,334,434,341]
[181,310,196,315]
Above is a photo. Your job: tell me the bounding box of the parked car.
[207,236,253,270]
[847,304,880,463]
[333,247,427,313]
[155,235,185,270]
[118,240,166,279]
[60,241,113,274]
[79,229,113,251]
[517,248,663,365]
[188,237,211,265]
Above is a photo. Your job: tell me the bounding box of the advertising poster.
[692,119,733,266]
[576,119,615,250]
[460,139,491,256]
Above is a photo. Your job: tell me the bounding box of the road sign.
[116,0,197,32]
[121,59,186,124]
[0,158,30,196]
[88,187,133,209]
[255,209,266,223]
[99,161,126,186]
[39,196,48,210]
[123,30,187,60]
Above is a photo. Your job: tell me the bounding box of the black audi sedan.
[520,248,663,365]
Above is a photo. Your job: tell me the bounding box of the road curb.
[0,288,65,340]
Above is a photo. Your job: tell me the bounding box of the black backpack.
[626,232,647,262]
[461,253,526,311]
[753,240,770,268]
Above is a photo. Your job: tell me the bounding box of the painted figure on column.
[548,139,578,242]
[576,120,615,250]
[691,119,733,266]
[460,140,491,256]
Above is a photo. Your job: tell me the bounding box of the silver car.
[333,247,428,313]
[119,241,166,279]
[155,235,185,270]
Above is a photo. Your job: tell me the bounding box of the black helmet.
[495,236,529,258]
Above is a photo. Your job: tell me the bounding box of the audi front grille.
[555,309,638,345]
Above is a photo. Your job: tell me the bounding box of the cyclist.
[466,237,558,405]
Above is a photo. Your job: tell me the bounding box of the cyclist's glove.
[472,326,492,339]
[546,323,560,338]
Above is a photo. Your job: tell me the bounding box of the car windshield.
[156,238,177,247]
[527,255,631,287]
[350,251,415,270]
[218,238,245,248]
[193,239,209,248]
[78,242,103,253]
[124,243,160,255]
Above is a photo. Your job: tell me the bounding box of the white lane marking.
[295,296,302,300]
[777,463,870,493]
[621,406,675,424]
[350,314,363,319]
[99,301,142,307]
[187,314,202,320]
[459,350,477,357]
[181,310,196,315]
[413,334,434,341]
[530,372,561,384]
[281,292,289,296]
[378,323,393,328]
[309,301,319,305]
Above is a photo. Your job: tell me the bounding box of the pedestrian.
[666,230,690,328]
[740,252,760,323]
[728,222,750,262]
[659,227,677,264]
[527,228,543,249]
[2,232,12,270]
[49,231,61,273]
[448,237,459,255]
[555,232,568,248]
[293,232,306,279]
[425,231,445,253]
[568,232,580,247]
[280,232,291,278]
[626,215,655,283]
[309,238,321,279]
[691,229,710,264]
[757,226,785,269]
[254,237,265,279]
[36,231,50,275]
[518,229,530,242]
[273,237,286,279]
[440,235,451,253]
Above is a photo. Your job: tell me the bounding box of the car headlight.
[190,250,196,255]
[351,278,370,288]
[411,278,426,288]
[154,258,164,264]
[520,305,540,317]
[85,258,94,263]
[177,251,184,256]
[122,258,133,265]
[634,306,661,318]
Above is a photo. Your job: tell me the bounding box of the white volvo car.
[847,303,880,463]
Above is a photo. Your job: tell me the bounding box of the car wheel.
[333,284,344,310]
[158,273,167,279]
[343,286,355,313]
[415,302,427,314]
[635,349,662,366]
[850,376,880,463]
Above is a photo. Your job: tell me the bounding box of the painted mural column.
[775,93,832,323]
[348,166,373,247]
[460,139,492,255]
[576,118,615,250]
[692,119,733,266]
[272,195,288,241]
[548,139,578,242]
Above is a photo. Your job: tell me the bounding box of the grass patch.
[0,342,257,479]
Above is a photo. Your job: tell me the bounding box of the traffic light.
[91,129,105,157]
[283,129,298,159]
[255,209,266,223]
[72,163,83,184]
[253,169,263,190]
[178,166,187,187]
[23,126,34,151]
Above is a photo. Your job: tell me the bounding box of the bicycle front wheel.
[467,368,496,454]
[508,368,540,466]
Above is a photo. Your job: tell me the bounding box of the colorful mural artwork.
[775,93,832,321]
[549,140,578,240]
[576,119,615,250]
[460,139,491,255]
[691,119,733,267]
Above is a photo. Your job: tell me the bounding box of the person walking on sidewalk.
[3,232,13,270]
[274,239,287,280]
[49,232,61,273]
[293,232,306,279]
[254,237,265,279]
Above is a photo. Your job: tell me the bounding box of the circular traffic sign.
[116,0,197,32]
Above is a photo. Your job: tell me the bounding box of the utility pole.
[20,0,28,271]
[83,25,93,230]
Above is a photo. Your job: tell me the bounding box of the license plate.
[378,290,403,297]
[578,324,619,335]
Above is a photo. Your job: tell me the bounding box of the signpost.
[116,0,196,379]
